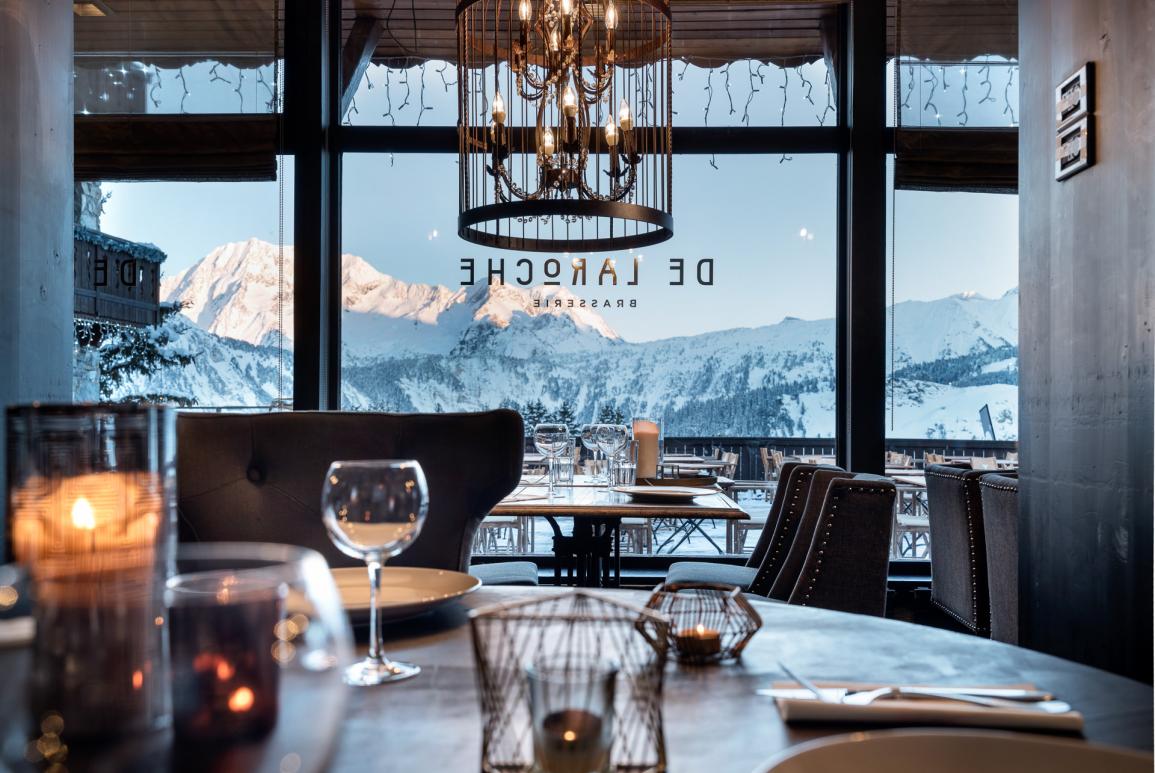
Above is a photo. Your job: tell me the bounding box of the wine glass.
[533,423,570,499]
[580,424,602,482]
[322,460,429,686]
[596,424,629,491]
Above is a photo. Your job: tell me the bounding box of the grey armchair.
[786,473,897,616]
[980,472,1019,644]
[765,467,853,600]
[175,409,538,585]
[924,463,992,634]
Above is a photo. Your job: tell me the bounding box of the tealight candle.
[168,573,285,742]
[675,623,722,659]
[6,404,175,739]
[534,709,611,773]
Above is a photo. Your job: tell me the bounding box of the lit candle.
[519,0,532,23]
[169,574,285,742]
[604,1,617,30]
[675,623,722,659]
[560,0,573,15]
[534,709,611,773]
[541,127,556,156]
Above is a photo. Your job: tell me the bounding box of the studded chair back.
[786,473,897,616]
[980,473,1019,644]
[175,410,524,572]
[924,463,992,635]
[767,467,853,601]
[743,461,801,569]
[746,464,838,596]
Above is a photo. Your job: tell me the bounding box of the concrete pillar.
[0,0,75,530]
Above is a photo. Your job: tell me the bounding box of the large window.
[73,164,294,409]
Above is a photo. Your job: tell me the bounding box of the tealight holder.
[470,591,670,773]
[6,404,176,739]
[642,582,762,665]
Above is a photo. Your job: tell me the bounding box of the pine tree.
[522,399,547,428]
[85,303,197,406]
[555,399,577,429]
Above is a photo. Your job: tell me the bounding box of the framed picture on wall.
[1055,116,1093,180]
[1055,63,1092,129]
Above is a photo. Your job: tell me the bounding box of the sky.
[100,58,1018,343]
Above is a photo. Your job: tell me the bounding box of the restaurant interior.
[0,0,1151,771]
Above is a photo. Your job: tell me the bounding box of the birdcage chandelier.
[457,0,672,252]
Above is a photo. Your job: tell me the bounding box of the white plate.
[332,566,480,621]
[756,729,1152,773]
[612,485,711,502]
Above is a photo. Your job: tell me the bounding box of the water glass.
[579,424,603,482]
[595,425,629,491]
[552,438,576,486]
[322,460,428,686]
[528,659,617,773]
[614,441,638,486]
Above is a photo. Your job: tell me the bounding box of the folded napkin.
[767,681,1084,734]
[0,616,35,648]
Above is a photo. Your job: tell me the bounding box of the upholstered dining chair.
[924,463,992,635]
[765,467,855,601]
[175,409,538,585]
[665,462,810,590]
[785,474,897,617]
[979,473,1019,644]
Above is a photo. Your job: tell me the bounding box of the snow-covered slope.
[146,240,1020,439]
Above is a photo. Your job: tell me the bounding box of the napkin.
[767,681,1084,734]
[0,616,35,648]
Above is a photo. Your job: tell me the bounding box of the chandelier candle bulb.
[604,117,618,146]
[562,85,578,118]
[618,99,633,131]
[605,1,617,30]
[491,90,506,124]
[541,128,557,156]
[519,0,532,22]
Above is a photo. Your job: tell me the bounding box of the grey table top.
[329,587,1152,772]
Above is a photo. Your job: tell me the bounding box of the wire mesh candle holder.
[6,404,176,741]
[643,583,762,665]
[470,591,671,773]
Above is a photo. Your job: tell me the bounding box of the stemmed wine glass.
[533,423,570,499]
[322,459,429,686]
[596,424,629,491]
[580,424,602,483]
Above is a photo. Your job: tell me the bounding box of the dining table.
[1,586,1151,772]
[491,479,749,586]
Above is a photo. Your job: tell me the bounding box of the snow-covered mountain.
[145,239,1019,439]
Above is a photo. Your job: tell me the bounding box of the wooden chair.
[720,451,740,479]
[759,448,785,481]
[970,456,998,470]
[924,452,946,465]
[618,517,654,555]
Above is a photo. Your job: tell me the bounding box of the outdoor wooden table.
[492,484,748,586]
[3,588,1150,772]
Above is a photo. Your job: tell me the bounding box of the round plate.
[756,729,1153,773]
[612,485,712,502]
[332,567,481,621]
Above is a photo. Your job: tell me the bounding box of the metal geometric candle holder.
[470,591,670,772]
[643,582,762,665]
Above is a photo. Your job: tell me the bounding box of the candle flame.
[563,730,577,742]
[71,497,96,530]
[227,686,255,713]
[695,623,706,636]
[132,670,144,690]
[216,660,236,681]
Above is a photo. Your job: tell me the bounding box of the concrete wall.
[1018,0,1154,681]
[0,0,75,529]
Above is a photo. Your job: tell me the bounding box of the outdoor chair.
[175,409,539,586]
[924,463,993,634]
[665,462,817,591]
[786,474,897,617]
[980,473,1020,644]
[970,456,998,470]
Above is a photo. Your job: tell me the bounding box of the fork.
[843,686,1072,713]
